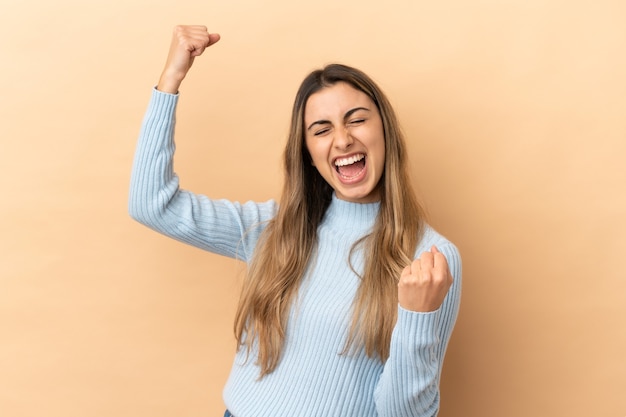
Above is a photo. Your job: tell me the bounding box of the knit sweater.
[129,88,462,417]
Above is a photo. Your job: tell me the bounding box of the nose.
[333,126,353,150]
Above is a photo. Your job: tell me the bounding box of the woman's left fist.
[398,245,454,312]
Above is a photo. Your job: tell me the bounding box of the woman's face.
[304,82,385,204]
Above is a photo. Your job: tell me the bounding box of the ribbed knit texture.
[129,88,462,417]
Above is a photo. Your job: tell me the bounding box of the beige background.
[1,0,625,416]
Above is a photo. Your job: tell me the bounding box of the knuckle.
[400,275,418,288]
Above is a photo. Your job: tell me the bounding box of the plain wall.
[1,0,624,416]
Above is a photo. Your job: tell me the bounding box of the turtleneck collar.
[320,193,380,233]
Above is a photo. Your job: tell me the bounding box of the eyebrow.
[306,107,370,131]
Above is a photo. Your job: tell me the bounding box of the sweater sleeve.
[374,241,462,417]
[128,88,277,261]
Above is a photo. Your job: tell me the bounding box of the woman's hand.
[157,25,221,94]
[398,245,453,312]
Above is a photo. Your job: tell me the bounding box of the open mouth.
[334,153,366,179]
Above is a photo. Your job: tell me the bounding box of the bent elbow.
[128,199,149,226]
[128,192,161,228]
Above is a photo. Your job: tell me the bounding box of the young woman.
[129,25,461,417]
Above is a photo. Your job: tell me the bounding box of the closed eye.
[314,127,331,136]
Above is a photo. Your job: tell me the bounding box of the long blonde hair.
[234,64,424,377]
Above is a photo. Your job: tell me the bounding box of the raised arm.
[129,26,276,261]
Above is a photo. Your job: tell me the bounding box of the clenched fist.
[157,25,221,94]
[398,245,454,312]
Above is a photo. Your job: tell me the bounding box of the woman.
[129,25,461,417]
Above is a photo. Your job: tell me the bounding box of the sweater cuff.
[395,304,440,350]
[140,88,180,128]
[152,86,179,97]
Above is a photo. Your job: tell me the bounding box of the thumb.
[190,33,220,57]
[208,33,221,46]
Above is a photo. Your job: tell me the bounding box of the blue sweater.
[129,89,462,417]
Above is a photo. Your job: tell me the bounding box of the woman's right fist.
[157,25,221,94]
